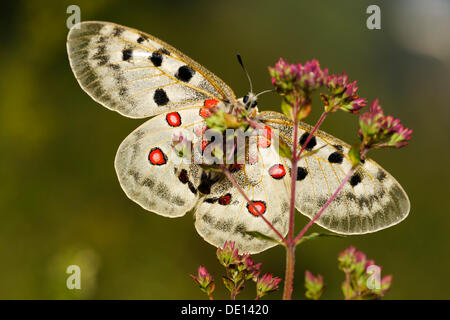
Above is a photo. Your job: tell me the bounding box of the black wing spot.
[333,144,344,152]
[297,167,308,181]
[113,27,124,37]
[376,170,387,182]
[178,169,189,184]
[300,132,317,150]
[176,65,195,82]
[204,198,218,204]
[328,151,344,164]
[137,34,148,43]
[122,49,132,61]
[188,182,197,195]
[150,52,163,67]
[153,88,169,106]
[350,172,362,187]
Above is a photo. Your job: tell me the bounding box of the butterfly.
[67,21,410,254]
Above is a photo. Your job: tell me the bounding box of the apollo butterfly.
[67,21,409,253]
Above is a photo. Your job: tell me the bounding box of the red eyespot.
[200,99,219,118]
[166,112,181,127]
[204,99,219,107]
[268,164,286,179]
[258,126,272,148]
[247,201,266,216]
[199,108,212,118]
[148,147,167,165]
[218,193,232,205]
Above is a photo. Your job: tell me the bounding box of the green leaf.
[281,99,293,120]
[245,231,284,246]
[348,144,362,167]
[278,140,293,159]
[295,232,345,246]
[222,276,235,293]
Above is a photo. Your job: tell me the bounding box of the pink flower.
[243,256,262,281]
[359,99,412,149]
[323,73,367,113]
[304,270,324,300]
[268,58,328,94]
[380,275,393,296]
[216,241,241,267]
[256,273,282,298]
[190,266,215,297]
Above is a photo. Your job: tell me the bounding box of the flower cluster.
[218,241,265,298]
[358,99,412,149]
[338,246,392,299]
[191,241,281,299]
[304,270,324,300]
[268,58,328,95]
[321,73,367,113]
[190,266,215,300]
[256,273,282,299]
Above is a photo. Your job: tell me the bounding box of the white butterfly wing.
[194,140,290,254]
[115,107,207,217]
[259,111,410,234]
[67,21,235,118]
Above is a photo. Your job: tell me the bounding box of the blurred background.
[0,0,449,299]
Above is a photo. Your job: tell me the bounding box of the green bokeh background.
[1,0,449,299]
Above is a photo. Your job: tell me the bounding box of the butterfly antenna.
[256,89,274,97]
[237,54,253,93]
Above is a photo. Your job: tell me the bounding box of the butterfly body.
[67,21,409,253]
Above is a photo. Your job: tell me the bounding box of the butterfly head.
[241,92,258,113]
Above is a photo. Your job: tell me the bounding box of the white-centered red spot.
[148,147,167,166]
[258,126,272,148]
[204,99,219,108]
[268,164,286,179]
[218,193,232,205]
[247,201,267,216]
[166,112,181,127]
[200,99,219,118]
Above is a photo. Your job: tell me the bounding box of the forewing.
[67,21,235,118]
[115,107,207,217]
[258,111,410,234]
[194,141,290,254]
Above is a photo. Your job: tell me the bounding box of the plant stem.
[282,95,301,300]
[294,148,368,244]
[283,104,330,300]
[219,164,287,244]
[282,244,296,300]
[231,280,245,300]
[345,271,351,300]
